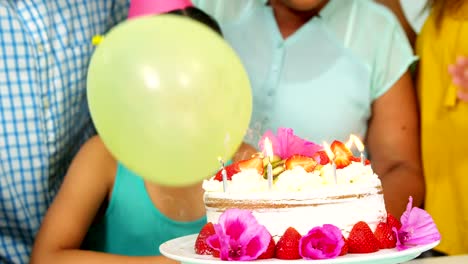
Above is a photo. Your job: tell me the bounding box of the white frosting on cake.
[203,162,387,240]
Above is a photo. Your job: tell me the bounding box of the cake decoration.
[299,224,344,259]
[195,127,441,260]
[395,196,441,250]
[205,209,270,261]
[258,127,321,159]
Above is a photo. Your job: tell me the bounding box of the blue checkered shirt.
[0,1,128,263]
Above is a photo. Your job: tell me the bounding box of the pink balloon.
[128,0,193,19]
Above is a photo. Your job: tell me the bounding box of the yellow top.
[416,5,468,255]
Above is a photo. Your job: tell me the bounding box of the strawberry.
[349,156,371,165]
[213,157,264,181]
[386,213,402,231]
[285,155,318,172]
[347,221,380,253]
[275,227,302,260]
[257,235,276,259]
[334,156,351,169]
[213,163,240,181]
[339,236,348,256]
[194,222,217,255]
[238,157,264,175]
[331,140,352,169]
[312,150,330,165]
[374,222,397,249]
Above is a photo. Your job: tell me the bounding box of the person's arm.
[366,71,424,217]
[375,0,417,47]
[30,136,177,264]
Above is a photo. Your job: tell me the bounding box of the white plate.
[160,234,440,264]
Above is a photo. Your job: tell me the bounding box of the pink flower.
[206,209,270,261]
[395,196,441,251]
[258,127,322,159]
[299,224,344,260]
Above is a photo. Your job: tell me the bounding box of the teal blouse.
[194,0,416,145]
[82,163,206,256]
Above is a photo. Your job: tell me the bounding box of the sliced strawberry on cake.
[213,163,240,181]
[194,222,218,255]
[347,221,380,253]
[213,157,264,181]
[349,156,371,165]
[238,157,264,175]
[331,140,352,169]
[312,150,330,165]
[275,227,302,260]
[285,155,318,172]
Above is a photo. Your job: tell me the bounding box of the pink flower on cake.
[299,224,344,260]
[259,127,321,159]
[395,196,441,251]
[206,209,271,261]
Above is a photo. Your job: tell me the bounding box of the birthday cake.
[202,128,383,238]
[194,128,440,260]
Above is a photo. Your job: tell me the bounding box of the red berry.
[374,222,397,249]
[257,235,275,259]
[387,213,402,231]
[347,221,380,253]
[275,227,302,260]
[312,151,330,165]
[213,163,239,181]
[339,236,348,256]
[285,155,318,172]
[194,223,218,255]
[238,157,264,175]
[331,141,352,169]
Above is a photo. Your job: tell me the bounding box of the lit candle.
[351,135,365,165]
[345,136,354,150]
[323,142,337,184]
[264,137,274,190]
[218,157,228,192]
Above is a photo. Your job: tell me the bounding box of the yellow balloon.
[87,15,252,186]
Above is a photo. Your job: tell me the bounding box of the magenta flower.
[299,224,344,260]
[395,196,441,251]
[258,127,322,159]
[206,209,270,261]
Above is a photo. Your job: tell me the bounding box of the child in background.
[30,1,221,263]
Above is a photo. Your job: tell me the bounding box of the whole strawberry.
[374,222,397,249]
[275,227,302,260]
[257,235,276,259]
[386,213,402,231]
[194,222,217,255]
[339,236,348,256]
[347,221,380,253]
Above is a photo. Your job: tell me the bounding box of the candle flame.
[322,141,335,161]
[351,135,365,152]
[264,137,274,161]
[345,136,354,149]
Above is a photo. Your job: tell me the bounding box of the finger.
[456,56,468,67]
